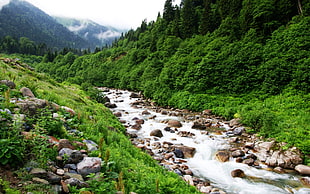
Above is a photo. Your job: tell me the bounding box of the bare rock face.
[295,164,310,175]
[20,87,35,97]
[168,120,182,128]
[215,151,230,162]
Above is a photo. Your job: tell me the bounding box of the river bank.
[102,88,310,194]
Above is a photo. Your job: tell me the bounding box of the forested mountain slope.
[35,0,310,157]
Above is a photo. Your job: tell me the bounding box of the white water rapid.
[103,89,310,194]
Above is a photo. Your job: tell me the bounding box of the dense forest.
[33,0,310,157]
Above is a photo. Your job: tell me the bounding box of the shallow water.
[104,89,310,194]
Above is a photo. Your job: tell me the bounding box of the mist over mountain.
[54,17,122,47]
[0,0,122,50]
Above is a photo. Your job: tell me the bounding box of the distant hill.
[0,0,122,50]
[54,17,122,47]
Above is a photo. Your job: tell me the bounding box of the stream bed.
[103,89,310,194]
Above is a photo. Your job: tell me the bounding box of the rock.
[232,127,245,135]
[256,141,275,151]
[61,106,76,116]
[202,109,212,115]
[130,93,141,98]
[83,139,98,152]
[192,122,206,130]
[56,169,65,176]
[64,173,84,181]
[177,131,195,138]
[174,145,196,158]
[77,157,102,176]
[300,177,310,187]
[131,124,142,130]
[161,110,168,115]
[231,169,246,178]
[29,168,47,178]
[32,177,49,184]
[61,180,70,193]
[168,120,182,128]
[16,98,47,115]
[183,175,194,186]
[20,87,35,97]
[150,129,163,138]
[114,112,122,117]
[135,119,145,124]
[58,139,75,151]
[215,151,230,162]
[69,151,84,164]
[274,167,286,174]
[64,164,77,170]
[295,164,310,175]
[229,118,240,127]
[174,149,184,158]
[59,148,74,157]
[104,102,117,108]
[243,158,255,166]
[64,178,88,188]
[47,172,61,184]
[164,153,174,160]
[0,80,16,89]
[200,186,212,193]
[231,150,245,158]
[164,127,171,132]
[142,110,151,115]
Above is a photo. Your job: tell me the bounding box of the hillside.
[34,0,310,159]
[54,17,122,48]
[0,56,199,193]
[0,0,110,50]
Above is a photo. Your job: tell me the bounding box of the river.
[103,89,310,194]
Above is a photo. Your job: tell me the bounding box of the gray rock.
[83,139,98,152]
[20,87,35,98]
[59,148,74,157]
[150,129,163,138]
[231,150,245,158]
[64,173,84,181]
[77,157,102,176]
[32,177,49,184]
[232,127,245,135]
[64,178,88,188]
[295,164,310,175]
[47,172,61,184]
[0,80,16,89]
[174,149,184,158]
[29,168,47,178]
[68,150,84,164]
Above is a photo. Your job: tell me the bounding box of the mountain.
[0,0,89,49]
[0,0,121,50]
[54,17,122,47]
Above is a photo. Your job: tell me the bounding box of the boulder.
[229,118,240,127]
[83,139,98,152]
[168,120,182,128]
[295,164,310,175]
[47,172,61,184]
[174,145,196,158]
[77,157,102,176]
[20,87,35,97]
[113,112,122,117]
[104,102,117,108]
[130,92,141,98]
[131,124,142,130]
[58,139,75,151]
[16,98,47,115]
[64,178,88,188]
[142,110,151,115]
[29,168,47,178]
[232,127,245,135]
[215,151,230,162]
[231,150,245,158]
[32,177,49,184]
[192,121,206,130]
[243,158,255,166]
[174,149,184,158]
[300,177,310,187]
[0,80,16,89]
[150,129,163,138]
[231,169,246,178]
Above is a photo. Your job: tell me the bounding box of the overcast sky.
[21,0,181,29]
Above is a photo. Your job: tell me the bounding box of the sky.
[20,0,181,29]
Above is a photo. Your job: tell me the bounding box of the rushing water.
[104,89,310,194]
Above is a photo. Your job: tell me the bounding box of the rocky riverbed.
[102,88,310,194]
